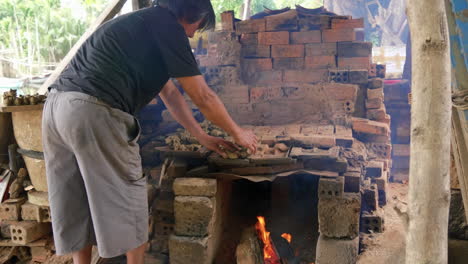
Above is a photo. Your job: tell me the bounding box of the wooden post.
[406,0,452,263]
[242,0,252,20]
[38,0,128,94]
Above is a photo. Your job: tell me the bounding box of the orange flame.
[281,233,292,243]
[255,216,281,264]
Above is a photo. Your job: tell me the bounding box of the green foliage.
[0,0,106,76]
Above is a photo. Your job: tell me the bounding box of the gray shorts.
[42,91,148,258]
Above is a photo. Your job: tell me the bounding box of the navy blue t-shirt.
[51,6,201,115]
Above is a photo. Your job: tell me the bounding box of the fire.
[255,216,281,264]
[281,233,292,243]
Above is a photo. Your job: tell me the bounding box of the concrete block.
[21,202,51,222]
[316,235,359,264]
[362,184,379,212]
[169,235,211,264]
[10,221,51,245]
[318,177,345,198]
[173,178,217,197]
[361,210,385,233]
[318,193,361,239]
[328,69,349,83]
[174,196,215,236]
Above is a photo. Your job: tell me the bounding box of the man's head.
[155,0,216,38]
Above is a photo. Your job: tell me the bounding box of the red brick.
[337,41,372,57]
[244,71,283,85]
[258,31,289,45]
[331,18,364,29]
[266,10,298,31]
[338,57,370,69]
[367,106,387,120]
[365,98,383,109]
[271,44,304,58]
[218,85,249,104]
[367,88,384,100]
[352,117,389,136]
[221,11,235,31]
[299,15,330,31]
[273,58,304,70]
[322,29,356,42]
[283,69,328,83]
[305,43,337,56]
[236,19,266,34]
[241,45,271,58]
[250,86,283,102]
[290,31,321,44]
[242,58,272,72]
[240,33,258,45]
[324,83,358,101]
[305,56,335,68]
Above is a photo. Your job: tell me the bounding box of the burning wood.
[255,216,282,264]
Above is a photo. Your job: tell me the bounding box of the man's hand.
[232,129,258,154]
[197,134,239,158]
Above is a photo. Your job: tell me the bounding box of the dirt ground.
[358,182,408,264]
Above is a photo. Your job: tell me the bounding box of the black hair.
[153,0,216,31]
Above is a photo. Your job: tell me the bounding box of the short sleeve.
[150,18,201,78]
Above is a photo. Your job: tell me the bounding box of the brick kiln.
[144,6,391,264]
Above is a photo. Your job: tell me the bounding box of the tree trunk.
[406,0,451,263]
[243,0,252,20]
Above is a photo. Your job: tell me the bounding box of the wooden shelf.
[0,104,44,113]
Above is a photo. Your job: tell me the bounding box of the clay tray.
[155,146,211,159]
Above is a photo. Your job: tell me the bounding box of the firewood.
[236,227,263,264]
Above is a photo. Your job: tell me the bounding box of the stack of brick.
[316,177,361,264]
[195,10,373,126]
[383,80,411,182]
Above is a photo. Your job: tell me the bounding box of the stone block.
[273,57,304,70]
[236,19,266,34]
[318,177,345,198]
[169,235,211,264]
[241,45,271,58]
[258,31,289,45]
[348,69,368,84]
[305,43,337,56]
[315,235,359,264]
[290,31,321,44]
[173,178,217,197]
[10,221,51,245]
[271,44,305,58]
[361,210,385,233]
[344,172,361,193]
[266,10,298,31]
[305,56,335,68]
[331,18,364,29]
[322,29,355,42]
[318,193,361,239]
[337,41,372,57]
[366,161,384,178]
[0,199,25,221]
[174,196,215,236]
[21,203,51,223]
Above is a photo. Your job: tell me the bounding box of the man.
[42,0,257,263]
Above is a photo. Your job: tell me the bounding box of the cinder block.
[10,221,51,245]
[322,29,355,42]
[290,31,321,44]
[328,69,349,83]
[349,69,368,84]
[344,172,361,193]
[305,56,335,68]
[305,43,337,56]
[21,203,51,222]
[258,31,289,45]
[266,10,298,31]
[316,235,359,264]
[318,193,361,239]
[331,18,364,29]
[271,45,305,58]
[366,161,384,178]
[173,178,217,197]
[169,235,211,264]
[283,69,328,83]
[235,19,266,34]
[174,196,215,236]
[337,41,372,57]
[273,57,304,70]
[361,210,385,233]
[299,15,330,31]
[239,33,258,45]
[362,184,379,212]
[241,45,271,58]
[338,56,370,69]
[0,199,25,221]
[319,177,345,198]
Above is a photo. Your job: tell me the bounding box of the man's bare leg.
[72,245,93,264]
[126,242,147,264]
